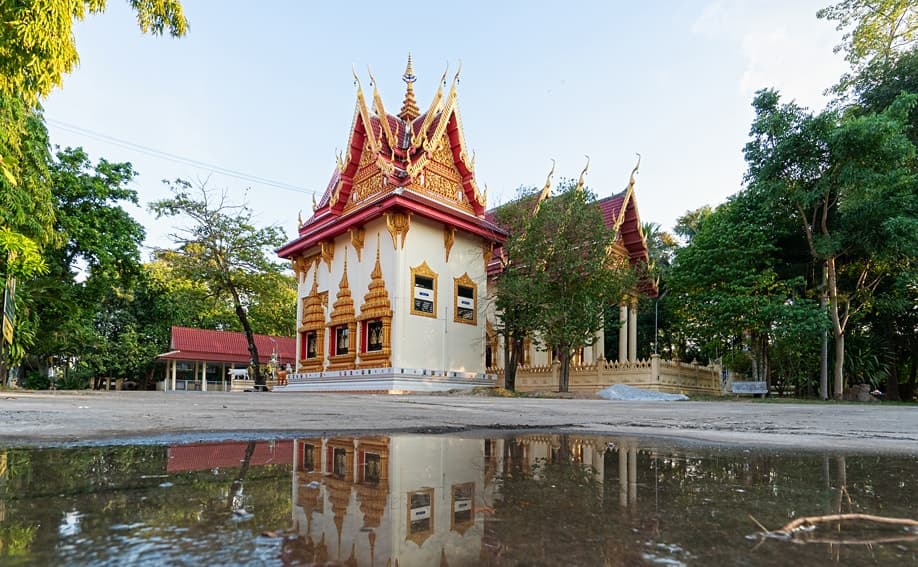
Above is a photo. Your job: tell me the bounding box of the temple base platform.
[273,367,497,394]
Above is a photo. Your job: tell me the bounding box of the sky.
[43,0,849,255]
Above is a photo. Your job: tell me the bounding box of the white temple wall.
[390,217,486,374]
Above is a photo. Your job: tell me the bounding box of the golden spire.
[399,53,420,121]
[359,235,393,320]
[575,155,590,192]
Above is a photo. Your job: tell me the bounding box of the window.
[410,262,437,317]
[407,488,434,543]
[305,331,317,359]
[451,483,474,533]
[453,273,477,325]
[365,320,383,352]
[302,443,315,471]
[414,276,435,314]
[333,447,347,478]
[334,326,349,355]
[363,453,381,484]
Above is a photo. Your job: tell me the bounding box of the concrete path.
[1,390,915,453]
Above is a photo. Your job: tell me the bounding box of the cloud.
[693,0,848,110]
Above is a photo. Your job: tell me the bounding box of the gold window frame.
[410,261,438,318]
[406,487,435,545]
[453,272,477,325]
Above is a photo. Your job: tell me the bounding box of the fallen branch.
[750,513,918,546]
[781,513,918,533]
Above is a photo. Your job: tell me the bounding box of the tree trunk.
[819,264,829,400]
[504,333,518,391]
[886,360,900,401]
[826,256,845,399]
[229,285,262,387]
[558,348,570,393]
[227,440,257,511]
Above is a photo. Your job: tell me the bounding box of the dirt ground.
[1,390,915,453]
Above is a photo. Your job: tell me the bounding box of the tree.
[496,179,634,392]
[0,0,187,104]
[0,0,187,278]
[668,189,824,391]
[150,180,288,387]
[818,1,918,74]
[673,205,712,243]
[744,88,918,398]
[19,146,145,386]
[0,96,55,280]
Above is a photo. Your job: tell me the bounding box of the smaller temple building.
[157,326,295,391]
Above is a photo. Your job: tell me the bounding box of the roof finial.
[575,155,590,192]
[627,153,641,191]
[533,159,555,216]
[399,52,420,121]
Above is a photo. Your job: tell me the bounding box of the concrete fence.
[491,354,723,396]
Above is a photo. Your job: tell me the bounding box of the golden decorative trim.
[450,482,475,535]
[575,154,590,192]
[410,65,448,150]
[453,272,477,325]
[320,240,335,272]
[410,261,438,318]
[385,211,411,250]
[368,66,398,152]
[534,159,555,216]
[406,488,435,546]
[443,226,456,262]
[350,227,365,262]
[298,269,326,372]
[327,248,357,370]
[357,236,393,369]
[483,241,494,270]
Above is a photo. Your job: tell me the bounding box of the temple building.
[277,57,720,396]
[484,164,658,370]
[276,57,506,393]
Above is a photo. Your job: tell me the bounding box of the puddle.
[0,435,915,565]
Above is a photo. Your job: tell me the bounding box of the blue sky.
[44,0,848,254]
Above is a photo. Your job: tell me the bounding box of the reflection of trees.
[485,437,918,566]
[0,444,292,564]
[486,436,645,565]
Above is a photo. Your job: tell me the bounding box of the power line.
[47,118,320,196]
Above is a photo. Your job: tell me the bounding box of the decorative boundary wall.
[491,354,723,396]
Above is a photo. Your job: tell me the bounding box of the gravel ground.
[1,390,915,453]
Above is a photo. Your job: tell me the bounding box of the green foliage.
[818,1,918,69]
[150,180,290,385]
[0,94,55,279]
[0,0,187,103]
[495,180,635,391]
[668,189,825,385]
[743,87,917,396]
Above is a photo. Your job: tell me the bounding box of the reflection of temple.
[291,435,493,566]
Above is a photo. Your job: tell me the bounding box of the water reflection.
[0,435,915,565]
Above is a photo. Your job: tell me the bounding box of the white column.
[628,299,638,362]
[618,304,628,363]
[618,447,628,507]
[628,447,638,506]
[201,361,208,392]
[592,318,604,362]
[171,360,177,391]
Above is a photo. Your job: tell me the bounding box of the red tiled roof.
[167,440,293,473]
[158,326,295,365]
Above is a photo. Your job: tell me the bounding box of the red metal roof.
[167,440,294,473]
[158,326,295,365]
